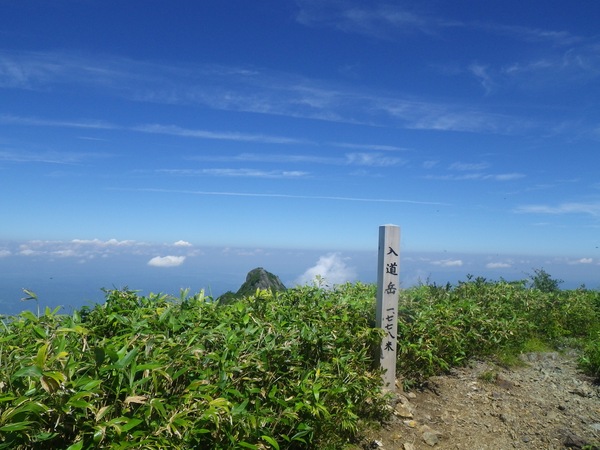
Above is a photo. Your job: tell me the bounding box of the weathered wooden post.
[376,224,400,390]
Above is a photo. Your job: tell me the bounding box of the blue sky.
[1,1,599,310]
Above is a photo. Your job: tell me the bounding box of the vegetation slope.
[0,271,598,449]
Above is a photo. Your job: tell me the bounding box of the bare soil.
[361,351,600,449]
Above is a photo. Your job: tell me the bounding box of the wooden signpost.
[376,224,400,390]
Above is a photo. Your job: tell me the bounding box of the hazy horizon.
[2,238,598,316]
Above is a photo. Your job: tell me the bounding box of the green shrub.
[1,275,598,448]
[395,276,600,385]
[0,284,390,449]
[580,332,600,379]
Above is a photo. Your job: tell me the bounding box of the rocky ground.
[362,351,600,449]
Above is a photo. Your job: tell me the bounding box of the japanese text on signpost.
[376,225,400,390]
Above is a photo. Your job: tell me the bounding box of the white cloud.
[431,259,463,267]
[71,238,136,246]
[515,202,600,217]
[295,2,434,38]
[426,172,525,181]
[147,255,186,268]
[332,142,409,152]
[494,173,524,181]
[52,249,77,257]
[173,240,192,247]
[134,124,305,145]
[296,253,357,286]
[469,63,495,94]
[159,168,309,179]
[486,262,511,269]
[567,258,593,265]
[345,152,405,167]
[0,249,11,258]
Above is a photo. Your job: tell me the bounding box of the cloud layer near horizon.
[296,253,358,286]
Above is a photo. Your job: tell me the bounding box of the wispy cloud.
[0,114,116,130]
[426,161,524,181]
[10,239,200,262]
[344,152,405,167]
[515,202,600,217]
[486,262,511,269]
[135,188,449,206]
[71,238,137,247]
[189,153,336,165]
[295,1,454,39]
[567,258,593,265]
[469,63,496,94]
[0,150,102,165]
[502,42,600,84]
[422,160,439,169]
[133,124,309,145]
[475,23,582,46]
[425,172,524,181]
[189,151,405,167]
[157,168,310,179]
[331,142,410,152]
[0,52,538,135]
[295,1,582,49]
[1,114,310,146]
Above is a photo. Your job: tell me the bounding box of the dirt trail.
[364,351,600,449]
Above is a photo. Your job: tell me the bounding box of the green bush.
[0,284,390,449]
[395,277,600,385]
[1,273,598,448]
[580,332,600,379]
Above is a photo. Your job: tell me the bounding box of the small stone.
[403,420,418,428]
[403,444,416,450]
[422,431,440,446]
[395,404,413,419]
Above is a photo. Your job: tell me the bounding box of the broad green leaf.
[19,310,38,322]
[231,399,249,415]
[115,347,138,369]
[149,398,167,419]
[67,399,92,409]
[33,325,46,339]
[12,365,42,379]
[261,435,280,450]
[66,441,84,450]
[0,421,35,432]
